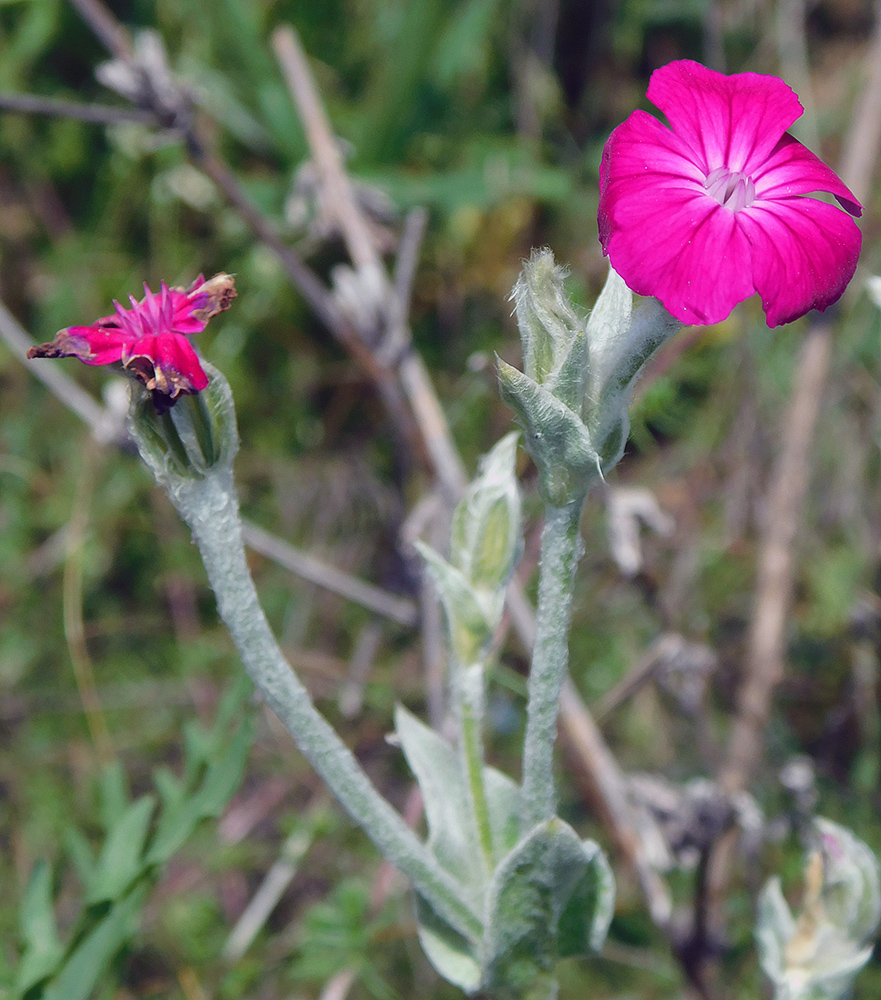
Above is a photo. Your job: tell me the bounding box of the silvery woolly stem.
[129,375,482,944]
[520,497,585,830]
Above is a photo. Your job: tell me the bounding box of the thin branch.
[379,206,428,367]
[0,298,118,442]
[241,521,417,628]
[188,145,342,334]
[594,634,684,724]
[560,680,673,928]
[775,0,819,151]
[838,0,881,207]
[223,799,324,961]
[392,207,428,318]
[272,25,381,276]
[68,0,133,60]
[63,439,115,765]
[0,93,157,126]
[270,23,466,501]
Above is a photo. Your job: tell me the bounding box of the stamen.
[705,166,756,212]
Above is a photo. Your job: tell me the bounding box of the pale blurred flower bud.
[512,248,588,412]
[450,432,522,600]
[417,434,523,667]
[757,817,881,1000]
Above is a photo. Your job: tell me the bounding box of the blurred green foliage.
[1,0,881,997]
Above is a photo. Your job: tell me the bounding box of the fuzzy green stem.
[458,664,495,870]
[168,468,483,942]
[520,499,585,830]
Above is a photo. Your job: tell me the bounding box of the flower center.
[704,166,756,212]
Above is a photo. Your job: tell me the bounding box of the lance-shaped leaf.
[14,862,65,995]
[483,817,615,996]
[84,795,156,905]
[42,885,149,1000]
[498,360,599,506]
[583,266,680,471]
[395,706,521,991]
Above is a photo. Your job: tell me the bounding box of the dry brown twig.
[271,24,467,503]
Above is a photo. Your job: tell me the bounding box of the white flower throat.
[705,166,757,212]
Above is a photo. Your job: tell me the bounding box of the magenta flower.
[598,60,862,327]
[28,273,236,410]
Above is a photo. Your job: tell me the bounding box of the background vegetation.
[1,0,881,997]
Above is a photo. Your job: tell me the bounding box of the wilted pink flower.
[28,273,236,411]
[598,60,862,327]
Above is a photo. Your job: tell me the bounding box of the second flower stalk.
[498,249,681,831]
[120,250,672,995]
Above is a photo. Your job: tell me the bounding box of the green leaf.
[483,818,615,995]
[395,704,480,895]
[396,707,525,991]
[85,796,156,906]
[497,360,598,506]
[152,766,184,812]
[146,716,252,865]
[415,543,493,668]
[414,892,482,993]
[430,0,499,87]
[97,760,130,831]
[64,828,96,887]
[14,862,64,994]
[396,705,520,882]
[42,885,148,1000]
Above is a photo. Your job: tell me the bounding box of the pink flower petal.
[647,60,804,175]
[599,107,757,324]
[599,110,710,249]
[753,133,862,216]
[604,188,756,325]
[738,196,862,326]
[123,331,209,396]
[166,284,208,335]
[26,323,133,366]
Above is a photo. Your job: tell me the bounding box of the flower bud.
[512,248,588,413]
[128,360,238,486]
[756,817,881,1000]
[450,432,522,599]
[583,266,680,471]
